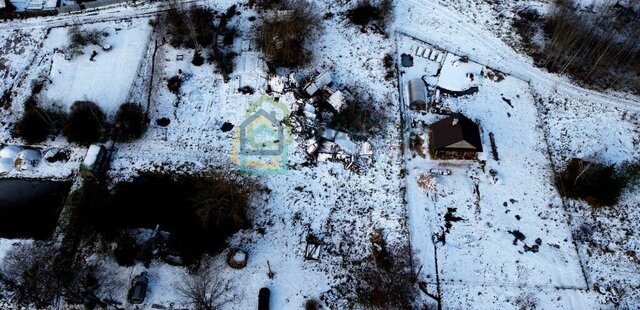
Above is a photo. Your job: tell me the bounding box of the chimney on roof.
[452,117,459,126]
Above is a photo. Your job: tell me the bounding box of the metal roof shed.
[80,144,108,180]
[408,78,427,109]
[303,72,332,96]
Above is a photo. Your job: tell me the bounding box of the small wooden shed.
[80,144,108,180]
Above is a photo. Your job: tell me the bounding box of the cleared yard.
[399,34,591,308]
[41,19,152,115]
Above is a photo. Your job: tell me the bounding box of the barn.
[430,113,483,159]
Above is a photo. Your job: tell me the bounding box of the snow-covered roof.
[24,0,57,11]
[82,144,103,169]
[359,141,373,156]
[321,128,337,141]
[318,141,339,154]
[335,133,357,154]
[14,149,42,171]
[0,158,13,176]
[234,52,268,91]
[328,90,346,112]
[0,0,6,10]
[303,72,332,96]
[268,75,286,94]
[303,104,316,120]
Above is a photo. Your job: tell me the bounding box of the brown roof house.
[429,113,482,159]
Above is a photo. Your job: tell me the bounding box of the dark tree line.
[540,0,640,91]
[14,100,147,145]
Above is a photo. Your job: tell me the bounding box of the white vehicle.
[429,168,451,176]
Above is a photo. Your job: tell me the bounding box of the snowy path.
[0,0,197,31]
[396,0,640,113]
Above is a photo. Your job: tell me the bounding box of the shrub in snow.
[556,158,624,207]
[515,293,538,310]
[114,233,136,266]
[178,264,231,309]
[227,248,248,269]
[87,173,261,264]
[305,298,322,310]
[347,0,393,28]
[180,174,257,262]
[248,0,283,9]
[617,160,640,189]
[330,95,385,141]
[258,0,321,68]
[13,103,67,144]
[192,51,204,66]
[63,101,107,146]
[207,48,237,82]
[67,27,106,55]
[189,8,216,48]
[167,75,182,94]
[238,85,255,95]
[165,9,188,47]
[222,27,237,46]
[370,228,391,270]
[113,102,146,142]
[383,53,396,80]
[30,79,45,96]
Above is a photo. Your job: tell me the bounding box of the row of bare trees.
[542,0,640,90]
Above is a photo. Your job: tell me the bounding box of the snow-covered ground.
[101,2,408,308]
[399,34,601,309]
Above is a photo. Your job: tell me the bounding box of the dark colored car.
[128,272,149,304]
[258,287,270,310]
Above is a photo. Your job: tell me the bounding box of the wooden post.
[267,260,275,279]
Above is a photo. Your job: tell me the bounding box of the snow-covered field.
[101,2,408,308]
[538,93,640,308]
[0,0,639,309]
[41,19,153,115]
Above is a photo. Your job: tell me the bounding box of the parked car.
[128,272,149,304]
[258,287,270,310]
[429,168,452,176]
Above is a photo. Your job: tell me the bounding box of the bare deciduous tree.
[178,266,231,310]
[1,242,63,307]
[540,0,640,91]
[258,0,322,68]
[1,242,102,309]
